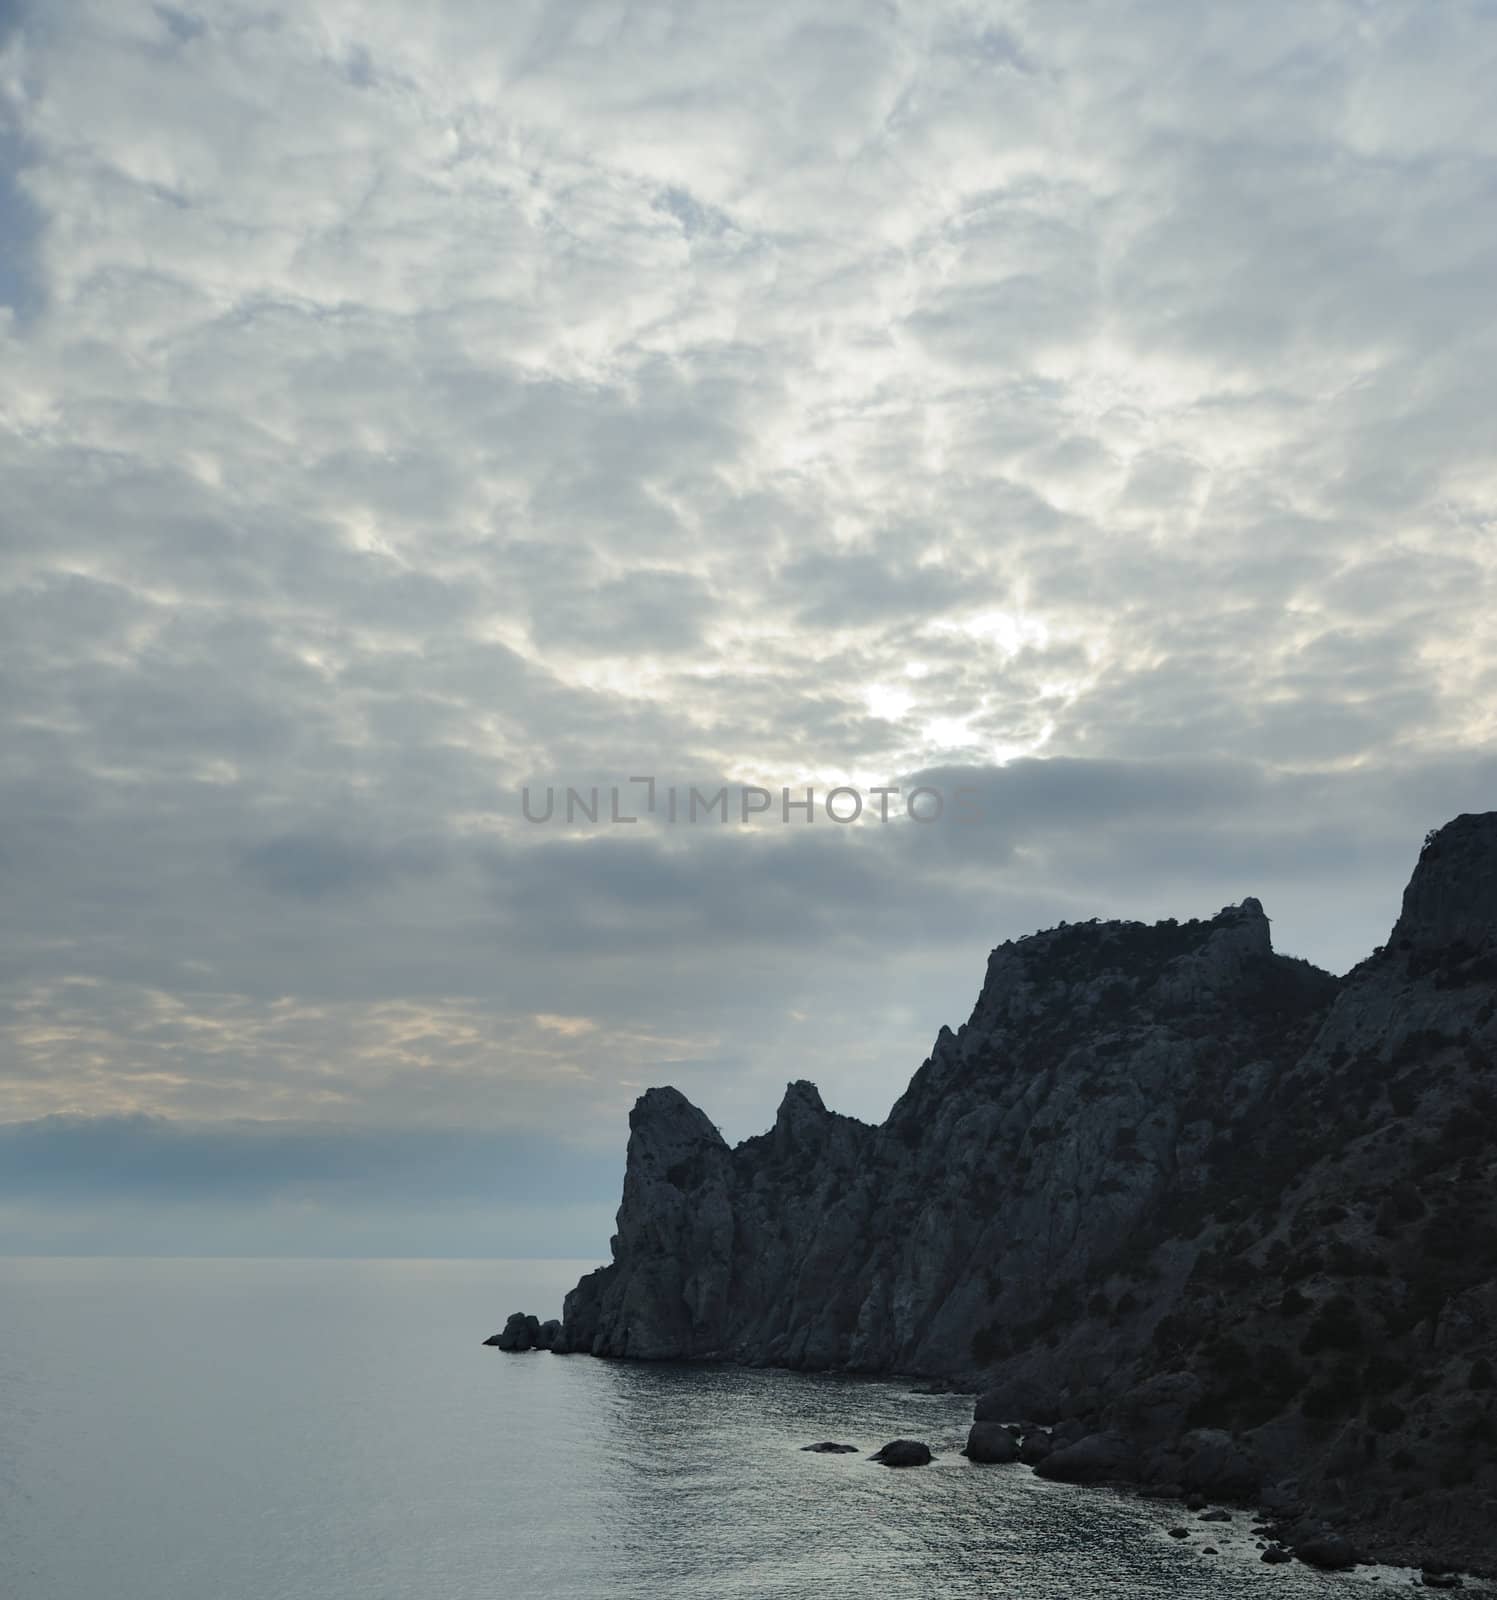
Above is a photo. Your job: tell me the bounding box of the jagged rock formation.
[560,896,1332,1371]
[546,814,1497,1571]
[484,1312,561,1351]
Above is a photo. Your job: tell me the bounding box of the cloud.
[0,1113,621,1255]
[0,1112,614,1200]
[241,831,446,900]
[1,0,1496,1251]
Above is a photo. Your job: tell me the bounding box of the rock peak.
[627,1086,726,1152]
[1206,895,1272,952]
[776,1079,826,1120]
[770,1078,833,1157]
[1392,811,1497,951]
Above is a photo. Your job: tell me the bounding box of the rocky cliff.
[548,814,1497,1570]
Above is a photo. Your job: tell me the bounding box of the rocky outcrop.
[486,1313,562,1351]
[545,815,1497,1573]
[486,1312,540,1350]
[563,899,1330,1373]
[1035,1430,1138,1484]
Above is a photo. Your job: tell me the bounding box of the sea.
[0,1256,1421,1599]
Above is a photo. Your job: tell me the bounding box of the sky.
[2,0,1496,1258]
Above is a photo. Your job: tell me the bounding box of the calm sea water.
[0,1257,1413,1599]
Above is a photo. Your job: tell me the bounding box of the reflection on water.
[0,1259,1412,1600]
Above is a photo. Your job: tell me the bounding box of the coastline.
[499,819,1497,1585]
[491,1340,1496,1584]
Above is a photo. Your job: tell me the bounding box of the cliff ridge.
[543,815,1497,1571]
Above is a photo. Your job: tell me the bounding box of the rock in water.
[963,1422,1019,1463]
[549,814,1497,1576]
[869,1440,932,1468]
[800,1442,858,1454]
[488,1312,540,1351]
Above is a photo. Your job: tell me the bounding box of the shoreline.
[490,1338,1497,1583]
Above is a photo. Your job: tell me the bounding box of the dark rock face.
[1035,1430,1138,1485]
[1170,1430,1261,1499]
[1393,814,1497,953]
[1018,1430,1053,1465]
[553,815,1497,1574]
[564,901,1325,1371]
[870,1440,932,1467]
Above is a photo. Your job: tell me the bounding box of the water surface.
[0,1258,1412,1598]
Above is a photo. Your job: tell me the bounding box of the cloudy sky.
[2,0,1496,1257]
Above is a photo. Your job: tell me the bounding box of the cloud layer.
[2,0,1496,1248]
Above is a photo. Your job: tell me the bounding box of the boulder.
[1294,1532,1357,1571]
[1262,1547,1292,1564]
[1034,1430,1138,1485]
[801,1442,858,1454]
[1019,1430,1053,1465]
[964,1422,1020,1464]
[870,1439,933,1467]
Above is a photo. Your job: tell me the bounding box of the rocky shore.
[489,814,1497,1578]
